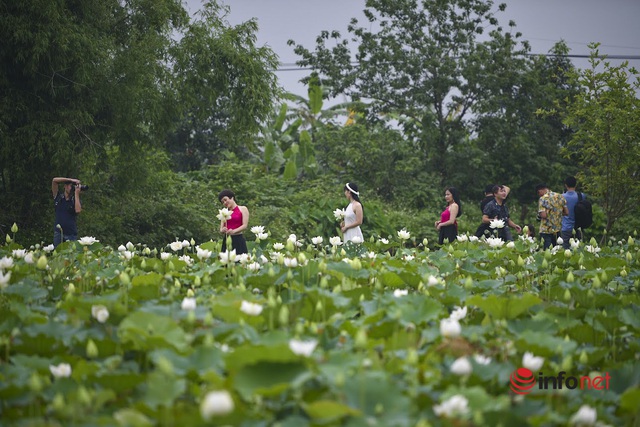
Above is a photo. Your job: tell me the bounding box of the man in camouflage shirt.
[535,183,568,249]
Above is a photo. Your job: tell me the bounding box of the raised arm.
[51,177,78,198]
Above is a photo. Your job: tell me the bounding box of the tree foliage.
[0,0,278,236]
[561,44,640,234]
[288,0,532,185]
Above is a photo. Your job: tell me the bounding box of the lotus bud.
[587,289,594,299]
[566,271,575,283]
[11,223,18,233]
[563,289,572,301]
[140,259,146,269]
[407,348,418,365]
[309,322,318,334]
[359,294,365,302]
[600,271,608,282]
[286,240,295,252]
[423,238,429,246]
[628,236,635,246]
[194,276,201,287]
[278,305,289,326]
[143,247,151,255]
[297,253,307,264]
[28,373,43,392]
[268,267,276,278]
[464,276,473,289]
[601,309,607,317]
[295,322,304,336]
[167,261,174,271]
[186,288,195,297]
[355,328,368,349]
[320,277,328,288]
[541,259,548,269]
[286,270,294,280]
[36,255,48,270]
[517,255,525,267]
[564,249,572,258]
[52,393,65,412]
[340,248,346,256]
[277,295,282,304]
[620,268,627,277]
[86,339,99,358]
[590,237,597,246]
[204,312,213,326]
[544,250,552,260]
[626,252,633,263]
[77,386,92,405]
[315,300,323,311]
[579,350,589,365]
[592,276,601,288]
[156,356,174,376]
[561,355,573,371]
[67,283,75,293]
[6,234,12,243]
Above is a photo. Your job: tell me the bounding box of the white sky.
[185,0,640,96]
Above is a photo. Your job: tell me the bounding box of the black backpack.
[574,193,593,229]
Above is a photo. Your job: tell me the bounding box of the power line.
[274,53,640,72]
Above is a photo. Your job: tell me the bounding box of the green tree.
[561,44,640,235]
[288,0,531,186]
[0,0,278,240]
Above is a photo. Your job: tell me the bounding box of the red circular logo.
[510,368,535,395]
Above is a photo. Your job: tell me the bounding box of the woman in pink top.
[218,189,249,254]
[435,187,463,245]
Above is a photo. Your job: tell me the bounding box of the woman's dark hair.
[218,189,235,202]
[344,182,361,204]
[445,186,463,217]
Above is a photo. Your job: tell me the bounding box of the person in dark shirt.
[475,184,510,237]
[481,185,521,241]
[52,177,82,247]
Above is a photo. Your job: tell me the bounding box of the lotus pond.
[0,230,638,426]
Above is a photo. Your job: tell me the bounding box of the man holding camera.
[52,177,84,247]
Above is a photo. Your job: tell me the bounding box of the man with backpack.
[561,176,592,249]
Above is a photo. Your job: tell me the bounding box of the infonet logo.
[510,368,611,395]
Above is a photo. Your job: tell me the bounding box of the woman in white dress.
[341,182,364,242]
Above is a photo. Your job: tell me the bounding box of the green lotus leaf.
[620,387,640,413]
[515,330,578,356]
[233,361,307,400]
[467,294,542,319]
[304,400,361,422]
[118,311,188,353]
[114,408,154,427]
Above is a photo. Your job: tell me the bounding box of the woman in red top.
[218,189,249,254]
[435,187,463,245]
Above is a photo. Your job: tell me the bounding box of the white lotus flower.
[556,237,564,245]
[379,238,389,244]
[585,245,601,254]
[78,236,99,245]
[456,234,469,242]
[506,241,515,249]
[486,237,505,248]
[404,255,414,261]
[288,339,318,357]
[91,305,110,323]
[196,247,212,260]
[468,236,479,242]
[160,252,171,260]
[350,236,363,244]
[489,219,505,229]
[272,243,284,251]
[427,275,439,287]
[270,251,283,262]
[473,354,492,365]
[570,238,580,249]
[117,245,126,252]
[121,250,133,260]
[522,352,545,371]
[181,297,197,311]
[240,300,263,316]
[178,255,193,266]
[397,229,411,240]
[200,390,234,419]
[440,318,461,338]
[24,252,34,264]
[181,240,190,248]
[0,271,11,289]
[570,405,597,426]
[219,250,236,264]
[12,249,26,259]
[246,262,261,271]
[284,257,298,268]
[333,208,346,220]
[216,208,232,221]
[251,226,265,235]
[365,251,376,259]
[393,289,408,297]
[236,253,250,265]
[256,232,268,240]
[287,234,297,244]
[125,241,135,251]
[311,236,324,245]
[43,244,54,252]
[450,306,467,321]
[450,357,472,376]
[433,394,469,418]
[170,241,183,252]
[49,363,72,379]
[329,236,342,247]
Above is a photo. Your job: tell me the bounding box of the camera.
[72,184,89,191]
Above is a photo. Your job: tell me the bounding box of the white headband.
[346,183,359,196]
